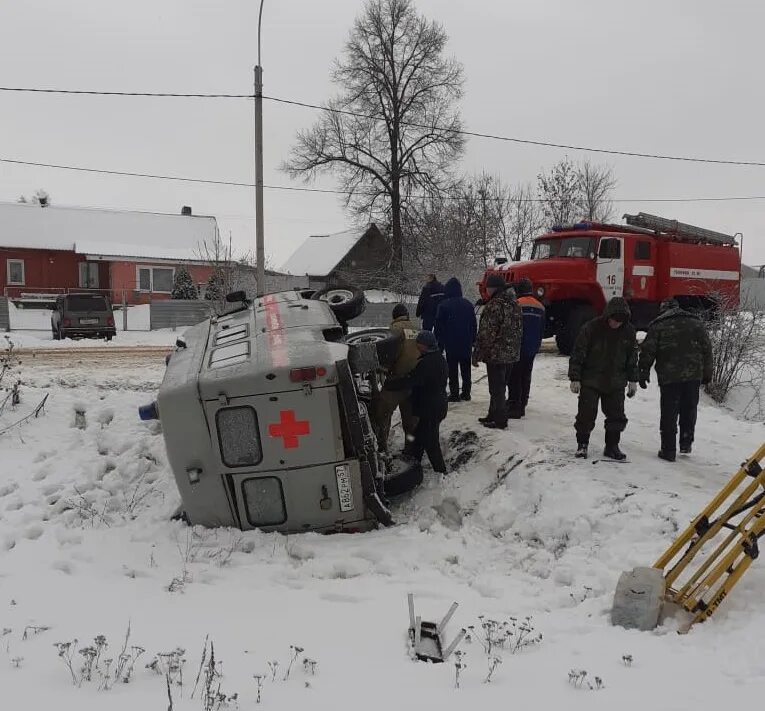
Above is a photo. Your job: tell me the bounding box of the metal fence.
[0,297,9,332]
[149,300,212,330]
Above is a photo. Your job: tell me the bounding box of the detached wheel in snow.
[344,328,402,370]
[311,286,366,322]
[556,305,596,355]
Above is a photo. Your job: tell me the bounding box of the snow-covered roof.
[0,201,218,261]
[281,227,367,277]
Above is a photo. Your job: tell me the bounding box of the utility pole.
[254,0,266,296]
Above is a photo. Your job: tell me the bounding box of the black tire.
[556,304,597,355]
[52,325,60,341]
[105,334,113,342]
[344,328,402,370]
[312,286,366,322]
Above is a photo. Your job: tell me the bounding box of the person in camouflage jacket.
[568,297,639,460]
[639,298,713,461]
[473,274,522,429]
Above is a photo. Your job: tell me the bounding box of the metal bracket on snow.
[407,593,465,663]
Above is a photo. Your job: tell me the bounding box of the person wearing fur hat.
[385,329,448,473]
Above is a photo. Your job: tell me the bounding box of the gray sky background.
[1,0,763,266]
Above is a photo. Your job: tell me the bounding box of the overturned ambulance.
[141,289,410,534]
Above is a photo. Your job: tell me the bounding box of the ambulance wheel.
[556,305,596,355]
[344,328,401,369]
[312,286,366,322]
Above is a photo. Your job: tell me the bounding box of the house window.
[79,262,100,289]
[136,265,175,293]
[7,259,25,285]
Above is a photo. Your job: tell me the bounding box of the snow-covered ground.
[6,302,179,348]
[0,350,763,710]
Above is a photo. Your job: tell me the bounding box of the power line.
[264,96,765,168]
[0,87,253,98]
[1,85,763,167]
[3,156,765,203]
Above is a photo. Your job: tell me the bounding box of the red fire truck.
[480,213,741,354]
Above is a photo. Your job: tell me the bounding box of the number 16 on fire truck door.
[596,236,625,300]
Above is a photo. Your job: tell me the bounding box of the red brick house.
[0,202,220,304]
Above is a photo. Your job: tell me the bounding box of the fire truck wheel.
[556,304,596,355]
[312,286,366,322]
[344,328,402,369]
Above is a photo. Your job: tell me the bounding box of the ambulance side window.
[217,406,263,467]
[634,241,651,260]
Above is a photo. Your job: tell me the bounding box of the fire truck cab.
[481,213,741,354]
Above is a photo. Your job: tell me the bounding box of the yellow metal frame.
[653,443,765,626]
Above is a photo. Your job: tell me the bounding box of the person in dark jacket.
[416,274,445,331]
[639,298,713,461]
[473,274,522,430]
[371,304,419,453]
[385,330,448,473]
[568,297,639,460]
[506,278,545,418]
[434,277,478,402]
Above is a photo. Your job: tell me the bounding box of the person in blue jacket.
[507,278,545,418]
[434,277,478,402]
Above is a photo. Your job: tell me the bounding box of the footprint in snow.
[5,498,24,512]
[32,468,49,482]
[0,482,18,498]
[24,525,44,541]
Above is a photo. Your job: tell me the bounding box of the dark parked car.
[51,293,117,341]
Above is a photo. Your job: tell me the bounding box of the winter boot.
[575,442,589,459]
[448,394,461,403]
[679,434,693,455]
[659,432,677,461]
[507,405,525,419]
[603,431,626,461]
[478,415,492,424]
[461,392,471,402]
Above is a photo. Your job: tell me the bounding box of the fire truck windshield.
[532,237,594,260]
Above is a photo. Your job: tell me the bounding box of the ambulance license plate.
[79,318,98,325]
[335,464,354,512]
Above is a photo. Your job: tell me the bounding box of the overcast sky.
[1,0,763,266]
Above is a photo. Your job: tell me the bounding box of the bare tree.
[537,157,617,227]
[283,0,465,272]
[496,182,543,261]
[537,157,581,227]
[578,160,616,222]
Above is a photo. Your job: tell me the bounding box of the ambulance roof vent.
[623,212,737,246]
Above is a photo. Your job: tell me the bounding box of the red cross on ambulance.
[268,410,311,449]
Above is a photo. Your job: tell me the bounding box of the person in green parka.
[568,297,640,460]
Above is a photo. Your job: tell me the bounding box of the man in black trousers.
[384,330,448,473]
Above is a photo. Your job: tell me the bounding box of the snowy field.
[0,348,763,710]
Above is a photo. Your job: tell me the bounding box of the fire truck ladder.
[612,444,765,631]
[623,212,737,246]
